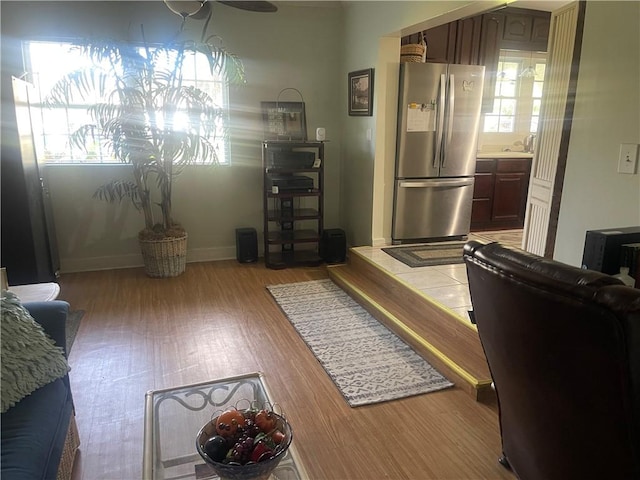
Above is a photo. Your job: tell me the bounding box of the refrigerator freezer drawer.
[392,178,475,242]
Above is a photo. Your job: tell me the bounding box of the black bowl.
[196,411,293,480]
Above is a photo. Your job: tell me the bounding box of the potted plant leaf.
[44,31,244,277]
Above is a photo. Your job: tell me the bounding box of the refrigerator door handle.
[442,73,455,168]
[434,73,446,169]
[399,178,474,188]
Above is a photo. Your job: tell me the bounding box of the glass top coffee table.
[143,372,309,480]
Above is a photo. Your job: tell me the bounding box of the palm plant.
[45,34,244,240]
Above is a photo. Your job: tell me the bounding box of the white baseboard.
[59,245,244,274]
[187,245,237,263]
[372,236,389,247]
[60,253,143,273]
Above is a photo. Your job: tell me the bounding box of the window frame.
[23,39,232,166]
[483,49,547,135]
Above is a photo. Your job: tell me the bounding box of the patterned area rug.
[382,241,467,268]
[267,279,453,407]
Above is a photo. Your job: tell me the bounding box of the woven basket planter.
[139,233,188,278]
[400,43,426,63]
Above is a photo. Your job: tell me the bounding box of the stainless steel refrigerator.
[392,62,485,243]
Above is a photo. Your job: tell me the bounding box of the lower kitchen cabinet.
[471,157,532,231]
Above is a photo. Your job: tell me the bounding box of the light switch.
[618,143,639,174]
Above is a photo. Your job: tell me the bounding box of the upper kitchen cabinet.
[402,7,550,112]
[502,8,551,52]
[404,7,550,64]
[455,16,483,65]
[422,23,457,63]
[419,18,482,65]
[478,12,505,113]
[413,12,504,68]
[478,8,550,113]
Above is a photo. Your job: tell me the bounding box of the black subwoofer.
[235,228,258,263]
[321,228,346,264]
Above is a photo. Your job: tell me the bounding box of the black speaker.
[235,228,258,263]
[321,229,346,264]
[581,226,640,274]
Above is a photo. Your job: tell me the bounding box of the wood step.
[327,249,495,403]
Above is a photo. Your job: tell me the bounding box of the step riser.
[328,250,495,403]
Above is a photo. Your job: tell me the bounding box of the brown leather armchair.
[463,240,640,480]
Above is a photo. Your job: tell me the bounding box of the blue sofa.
[1,301,79,480]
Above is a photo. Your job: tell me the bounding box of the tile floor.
[352,230,523,321]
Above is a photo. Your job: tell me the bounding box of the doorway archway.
[370,1,584,258]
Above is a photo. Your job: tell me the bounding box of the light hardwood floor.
[61,260,513,480]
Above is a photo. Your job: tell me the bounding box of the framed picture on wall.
[348,68,374,116]
[261,101,307,141]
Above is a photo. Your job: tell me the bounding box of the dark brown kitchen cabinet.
[478,12,505,113]
[503,11,534,44]
[423,23,457,63]
[502,8,551,52]
[402,7,550,113]
[454,16,482,65]
[471,157,532,231]
[420,17,482,65]
[530,15,551,49]
[470,160,495,226]
[408,13,504,112]
[404,13,503,112]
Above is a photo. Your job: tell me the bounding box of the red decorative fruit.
[255,409,276,432]
[271,430,285,445]
[250,440,271,463]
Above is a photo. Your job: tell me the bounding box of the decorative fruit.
[203,435,228,462]
[250,440,273,463]
[228,434,255,464]
[255,409,276,432]
[242,417,261,437]
[271,430,285,445]
[199,408,289,467]
[215,409,246,437]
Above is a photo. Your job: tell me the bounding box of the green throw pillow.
[1,290,70,413]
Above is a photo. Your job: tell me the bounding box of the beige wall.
[554,0,640,266]
[2,1,637,272]
[340,1,501,246]
[1,1,344,272]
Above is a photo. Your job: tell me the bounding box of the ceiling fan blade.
[217,1,278,13]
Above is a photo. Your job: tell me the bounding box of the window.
[483,50,546,134]
[25,41,231,165]
[529,62,546,133]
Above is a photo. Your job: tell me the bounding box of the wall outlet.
[618,143,639,174]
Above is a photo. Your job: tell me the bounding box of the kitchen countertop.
[476,152,534,159]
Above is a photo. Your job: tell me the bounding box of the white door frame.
[522,1,586,256]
